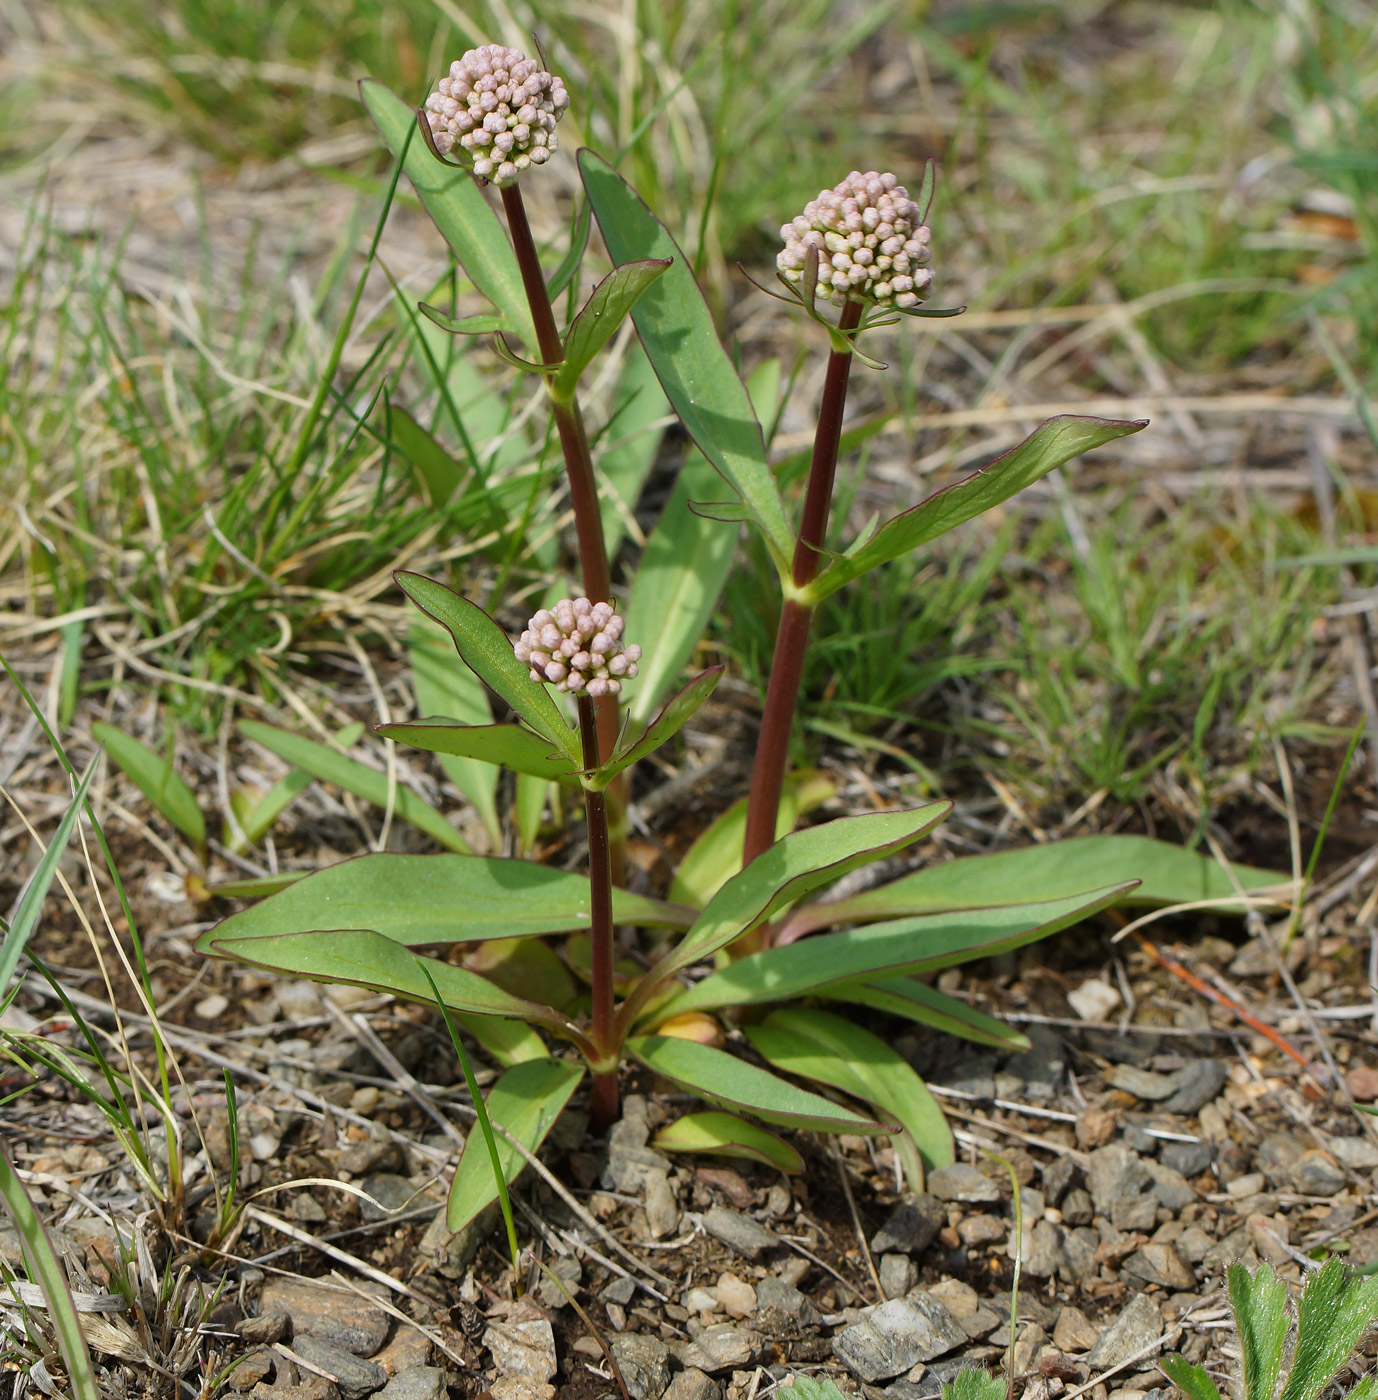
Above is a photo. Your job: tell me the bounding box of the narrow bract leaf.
[745,1009,953,1174]
[409,616,500,846]
[1227,1262,1288,1400]
[779,834,1285,938]
[688,501,758,524]
[809,416,1148,602]
[417,304,505,337]
[552,259,672,401]
[626,1035,888,1134]
[578,150,793,560]
[668,770,835,907]
[395,572,580,765]
[193,852,694,954]
[662,882,1136,1018]
[378,720,581,785]
[239,720,469,854]
[661,801,952,981]
[361,81,536,352]
[92,722,204,849]
[596,668,723,788]
[825,978,1029,1051]
[0,760,97,995]
[653,1111,804,1174]
[448,1059,584,1232]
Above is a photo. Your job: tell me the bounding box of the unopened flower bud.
[778,170,934,310]
[515,599,641,696]
[424,44,569,187]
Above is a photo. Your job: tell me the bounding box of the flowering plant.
[198,48,1283,1233]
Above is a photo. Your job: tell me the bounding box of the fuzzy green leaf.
[238,720,469,853]
[91,722,204,849]
[658,801,952,984]
[941,1372,1008,1400]
[667,770,836,908]
[378,720,581,785]
[662,882,1136,1018]
[361,80,536,352]
[578,150,793,560]
[778,834,1284,939]
[552,259,672,401]
[395,572,580,765]
[447,1059,584,1232]
[1278,1258,1378,1400]
[808,416,1148,602]
[745,1008,953,1178]
[825,978,1029,1051]
[626,1035,889,1134]
[652,1111,804,1173]
[1227,1263,1288,1400]
[596,668,723,788]
[194,852,693,954]
[408,616,501,846]
[1159,1356,1223,1400]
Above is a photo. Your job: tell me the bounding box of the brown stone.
[259,1279,390,1356]
[1052,1306,1100,1353]
[1347,1065,1378,1102]
[1076,1108,1118,1150]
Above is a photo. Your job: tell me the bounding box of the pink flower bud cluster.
[777,170,934,309]
[514,599,641,698]
[424,45,569,186]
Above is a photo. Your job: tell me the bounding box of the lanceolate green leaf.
[1158,1357,1223,1400]
[378,720,581,785]
[1227,1262,1287,1400]
[448,1059,584,1232]
[409,616,501,846]
[578,150,793,561]
[453,1013,549,1067]
[661,882,1136,1019]
[825,978,1029,1051]
[0,759,97,995]
[657,801,952,984]
[667,770,835,907]
[778,833,1287,938]
[203,928,557,1025]
[238,720,469,854]
[626,1035,888,1134]
[653,1111,804,1174]
[551,259,672,402]
[388,404,467,507]
[625,451,741,726]
[395,572,580,765]
[596,668,723,788]
[91,722,204,849]
[193,852,694,953]
[745,1008,953,1175]
[361,80,537,352]
[808,416,1148,602]
[598,344,670,556]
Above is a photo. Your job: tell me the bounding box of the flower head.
[514,598,641,698]
[777,170,934,310]
[424,44,569,186]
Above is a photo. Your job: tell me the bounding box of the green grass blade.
[745,1008,954,1176]
[0,759,98,995]
[91,722,204,850]
[808,416,1149,603]
[652,1110,804,1173]
[238,720,470,853]
[0,1145,100,1400]
[578,149,793,561]
[361,80,536,352]
[446,1059,584,1232]
[626,1034,888,1134]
